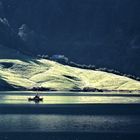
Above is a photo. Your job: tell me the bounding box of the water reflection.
[0,94,140,104]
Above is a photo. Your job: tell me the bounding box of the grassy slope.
[0,58,140,91]
[0,45,140,91]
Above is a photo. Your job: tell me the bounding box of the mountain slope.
[0,42,139,91]
[1,0,140,77]
[0,45,29,59]
[0,57,140,91]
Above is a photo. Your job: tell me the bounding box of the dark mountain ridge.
[0,0,140,77]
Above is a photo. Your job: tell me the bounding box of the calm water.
[0,92,140,140]
[0,114,139,133]
[0,91,140,104]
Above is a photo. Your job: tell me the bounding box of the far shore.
[0,90,140,96]
[29,87,140,93]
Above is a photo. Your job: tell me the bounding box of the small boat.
[28,94,43,102]
[28,97,43,102]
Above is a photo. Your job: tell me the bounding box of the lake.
[0,91,140,104]
[0,91,140,140]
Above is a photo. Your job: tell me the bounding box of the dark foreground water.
[0,114,140,133]
[0,114,140,140]
[0,92,140,140]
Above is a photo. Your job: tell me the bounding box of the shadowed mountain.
[0,17,27,53]
[18,24,48,55]
[0,0,140,77]
[0,77,16,90]
[0,45,28,59]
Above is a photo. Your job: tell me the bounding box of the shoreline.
[0,91,140,96]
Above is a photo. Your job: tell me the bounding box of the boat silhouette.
[28,94,43,102]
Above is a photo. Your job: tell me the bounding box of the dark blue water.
[0,114,140,140]
[0,92,140,140]
[0,114,140,133]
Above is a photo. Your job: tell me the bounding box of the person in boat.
[34,93,40,100]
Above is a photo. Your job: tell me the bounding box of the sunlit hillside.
[0,57,140,91]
